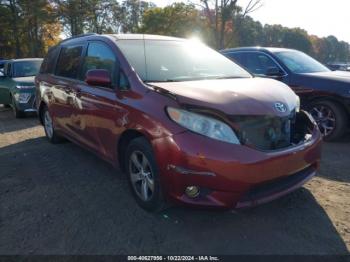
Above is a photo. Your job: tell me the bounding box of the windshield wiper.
[145,76,249,83]
[144,79,178,83]
[209,76,249,80]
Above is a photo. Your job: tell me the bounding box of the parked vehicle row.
[0,34,348,211]
[34,34,322,212]
[221,47,350,141]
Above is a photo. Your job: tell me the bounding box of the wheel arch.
[117,129,150,172]
[38,101,47,125]
[308,95,349,117]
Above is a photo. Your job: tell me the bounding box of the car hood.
[12,76,35,85]
[148,78,298,116]
[300,71,350,83]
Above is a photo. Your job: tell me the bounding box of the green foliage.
[0,0,349,63]
[235,19,350,62]
[0,0,61,58]
[138,3,206,39]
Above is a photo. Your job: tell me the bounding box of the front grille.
[239,165,316,203]
[230,112,296,151]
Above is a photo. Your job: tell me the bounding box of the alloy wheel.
[128,151,155,202]
[310,105,336,137]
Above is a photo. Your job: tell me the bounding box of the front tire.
[11,97,24,118]
[42,106,63,144]
[309,100,348,142]
[125,137,167,212]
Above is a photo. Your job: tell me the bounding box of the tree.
[120,0,155,33]
[233,15,263,47]
[139,3,207,39]
[54,0,89,36]
[0,0,61,58]
[197,0,263,49]
[0,0,21,57]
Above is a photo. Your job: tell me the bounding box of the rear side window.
[40,47,59,74]
[55,45,83,79]
[81,42,117,83]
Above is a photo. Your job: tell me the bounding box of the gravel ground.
[0,106,349,255]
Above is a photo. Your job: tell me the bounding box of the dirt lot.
[0,106,349,255]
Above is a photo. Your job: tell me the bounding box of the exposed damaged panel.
[230,111,314,151]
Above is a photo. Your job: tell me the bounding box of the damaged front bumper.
[151,111,322,209]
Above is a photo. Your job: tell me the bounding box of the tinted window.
[117,40,250,82]
[119,71,130,90]
[55,45,83,79]
[243,53,280,75]
[40,47,59,74]
[81,42,117,83]
[227,53,244,65]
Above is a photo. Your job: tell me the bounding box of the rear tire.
[41,106,64,144]
[309,100,348,142]
[125,137,167,212]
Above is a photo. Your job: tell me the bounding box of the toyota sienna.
[36,34,322,211]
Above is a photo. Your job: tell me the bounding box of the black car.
[221,47,350,141]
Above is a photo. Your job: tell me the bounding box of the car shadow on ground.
[0,107,39,134]
[319,132,350,183]
[0,137,348,255]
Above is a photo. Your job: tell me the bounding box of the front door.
[74,41,124,160]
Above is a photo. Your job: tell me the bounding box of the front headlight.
[14,93,31,103]
[295,95,300,112]
[167,107,240,144]
[16,85,35,90]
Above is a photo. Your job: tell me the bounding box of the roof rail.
[60,33,98,43]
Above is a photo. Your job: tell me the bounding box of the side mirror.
[266,67,284,77]
[85,69,112,88]
[0,70,4,77]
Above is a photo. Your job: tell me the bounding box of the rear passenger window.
[55,45,83,79]
[81,42,117,84]
[40,47,59,74]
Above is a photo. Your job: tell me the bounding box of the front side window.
[227,53,244,65]
[55,45,83,79]
[275,51,330,74]
[81,42,117,84]
[243,53,280,75]
[116,40,251,82]
[13,60,42,77]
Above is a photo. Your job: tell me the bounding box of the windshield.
[116,39,251,82]
[13,60,42,77]
[275,51,330,74]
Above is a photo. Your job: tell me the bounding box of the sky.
[148,0,350,43]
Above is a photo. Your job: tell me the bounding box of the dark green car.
[0,58,43,117]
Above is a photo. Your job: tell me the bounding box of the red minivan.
[36,34,322,212]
